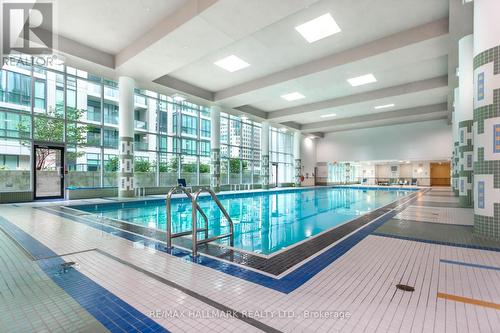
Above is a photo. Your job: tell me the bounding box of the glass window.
[181,114,197,136]
[34,79,46,110]
[181,138,197,155]
[200,119,210,138]
[87,99,101,122]
[200,141,210,157]
[0,60,264,191]
[0,111,31,139]
[0,139,31,192]
[270,128,293,183]
[103,103,118,125]
[103,128,118,148]
[6,71,31,107]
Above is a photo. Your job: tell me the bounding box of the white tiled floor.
[394,206,474,225]
[1,188,500,332]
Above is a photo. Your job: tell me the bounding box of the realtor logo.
[2,1,53,55]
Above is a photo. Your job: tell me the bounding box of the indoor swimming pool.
[73,187,415,255]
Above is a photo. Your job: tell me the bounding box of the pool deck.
[1,186,499,332]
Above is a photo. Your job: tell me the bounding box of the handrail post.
[191,192,198,257]
[166,186,178,249]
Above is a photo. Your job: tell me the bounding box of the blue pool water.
[74,187,414,255]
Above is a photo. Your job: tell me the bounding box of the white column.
[472,0,500,239]
[261,121,270,189]
[293,131,302,187]
[118,76,135,197]
[457,34,474,207]
[210,106,221,191]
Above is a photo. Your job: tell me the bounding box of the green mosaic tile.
[473,44,500,73]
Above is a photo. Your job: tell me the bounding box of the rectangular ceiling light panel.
[214,55,250,72]
[347,74,377,87]
[281,92,305,101]
[295,13,341,43]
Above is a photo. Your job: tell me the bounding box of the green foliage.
[134,159,151,172]
[159,162,168,172]
[158,158,209,173]
[199,163,210,173]
[105,156,119,172]
[229,158,247,173]
[182,163,196,173]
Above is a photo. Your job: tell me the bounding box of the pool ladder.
[166,186,234,257]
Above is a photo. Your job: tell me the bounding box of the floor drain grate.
[60,261,76,273]
[396,284,415,292]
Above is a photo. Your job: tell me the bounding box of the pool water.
[74,187,413,255]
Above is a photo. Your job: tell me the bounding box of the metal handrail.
[192,187,234,257]
[166,185,208,249]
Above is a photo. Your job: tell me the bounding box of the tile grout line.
[0,215,281,333]
[94,249,283,333]
[0,223,36,261]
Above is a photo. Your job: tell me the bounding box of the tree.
[17,107,88,170]
[105,156,119,172]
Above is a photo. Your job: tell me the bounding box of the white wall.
[316,120,452,162]
[301,136,317,179]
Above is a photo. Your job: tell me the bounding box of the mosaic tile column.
[457,35,474,208]
[210,106,221,192]
[453,141,460,196]
[118,77,135,198]
[458,120,474,207]
[472,0,500,239]
[452,88,460,197]
[261,121,270,189]
[211,149,220,191]
[119,138,134,197]
[294,131,302,187]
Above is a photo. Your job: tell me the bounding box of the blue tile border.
[440,259,500,271]
[37,191,420,293]
[0,216,169,333]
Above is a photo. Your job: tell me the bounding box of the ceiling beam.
[233,105,268,119]
[268,76,448,122]
[214,17,449,102]
[301,103,447,132]
[314,112,448,134]
[153,75,214,101]
[115,0,218,68]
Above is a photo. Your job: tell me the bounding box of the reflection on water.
[81,188,411,255]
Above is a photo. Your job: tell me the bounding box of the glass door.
[271,163,278,188]
[34,145,65,199]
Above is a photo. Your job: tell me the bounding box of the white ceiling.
[52,0,189,54]
[44,0,453,134]
[168,0,448,91]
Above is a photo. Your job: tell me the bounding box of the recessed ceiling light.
[374,103,395,109]
[281,92,305,101]
[347,74,377,87]
[214,55,250,72]
[295,13,341,43]
[320,113,337,118]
